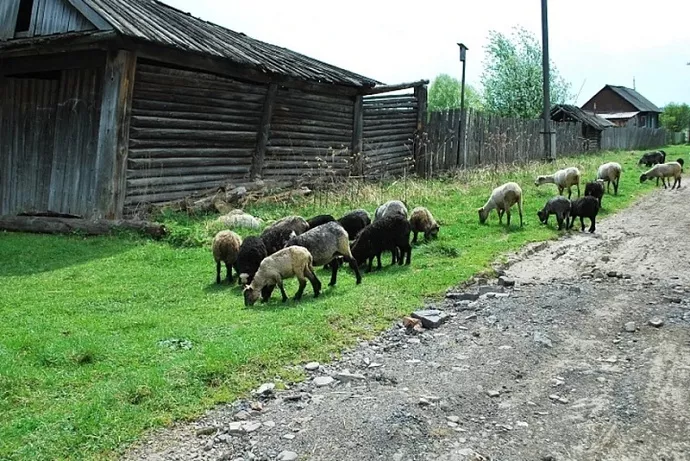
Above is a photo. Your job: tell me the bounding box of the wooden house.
[0,0,424,219]
[550,104,614,151]
[580,85,661,128]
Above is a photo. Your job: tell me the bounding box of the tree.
[428,73,483,112]
[480,26,572,119]
[660,103,690,133]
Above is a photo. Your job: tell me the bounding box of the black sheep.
[306,214,335,229]
[233,236,268,286]
[638,150,666,167]
[584,180,605,207]
[537,196,571,230]
[260,226,297,256]
[337,209,371,240]
[568,196,600,233]
[351,215,412,272]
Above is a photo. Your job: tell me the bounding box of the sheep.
[535,167,581,199]
[584,180,605,207]
[285,221,362,286]
[306,214,335,229]
[596,162,622,195]
[337,209,371,240]
[409,207,440,243]
[536,196,571,230]
[351,214,412,272]
[233,236,267,286]
[478,182,524,227]
[639,159,684,189]
[568,196,600,233]
[374,200,408,221]
[217,209,262,230]
[212,230,242,284]
[260,216,310,255]
[638,150,666,167]
[243,246,322,306]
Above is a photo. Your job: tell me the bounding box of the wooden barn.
[551,104,614,151]
[0,0,426,219]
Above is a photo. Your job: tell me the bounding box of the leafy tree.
[480,26,572,119]
[660,102,690,132]
[428,73,483,112]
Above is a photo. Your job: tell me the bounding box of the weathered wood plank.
[127,165,249,179]
[131,115,257,131]
[128,156,253,168]
[128,147,254,159]
[251,82,277,180]
[0,215,166,238]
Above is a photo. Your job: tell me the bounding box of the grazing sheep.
[374,200,408,221]
[351,215,412,272]
[409,207,440,243]
[233,236,267,286]
[535,167,581,199]
[217,209,262,230]
[639,159,684,189]
[568,196,600,233]
[478,182,524,227]
[337,209,371,240]
[306,214,335,229]
[212,230,242,284]
[596,162,622,195]
[260,216,310,255]
[286,222,362,286]
[638,150,666,167]
[243,246,321,306]
[584,180,605,207]
[537,196,571,230]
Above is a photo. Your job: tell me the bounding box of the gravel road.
[124,186,690,461]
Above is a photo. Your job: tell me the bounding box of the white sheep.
[243,246,322,306]
[478,182,524,227]
[217,209,262,230]
[374,200,408,221]
[596,162,622,195]
[212,230,243,284]
[640,159,684,189]
[535,167,581,199]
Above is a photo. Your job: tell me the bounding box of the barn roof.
[551,104,615,130]
[606,85,661,113]
[75,0,380,88]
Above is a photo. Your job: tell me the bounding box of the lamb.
[478,182,524,227]
[263,215,310,234]
[243,246,322,306]
[217,209,262,230]
[638,150,666,167]
[639,159,684,189]
[534,167,581,199]
[285,221,362,286]
[568,196,600,233]
[233,236,267,286]
[260,216,310,255]
[409,207,440,243]
[596,162,622,195]
[536,196,571,230]
[351,215,412,272]
[306,214,335,229]
[211,230,242,284]
[337,209,371,240]
[584,180,605,207]
[374,200,408,221]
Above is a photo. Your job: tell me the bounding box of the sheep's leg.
[580,216,585,232]
[305,269,322,298]
[556,215,563,230]
[261,285,275,302]
[589,216,596,233]
[497,209,504,224]
[216,261,222,284]
[566,187,572,200]
[376,253,383,270]
[506,208,512,227]
[343,256,362,284]
[328,260,339,287]
[614,178,619,195]
[518,202,524,227]
[278,282,289,302]
[576,184,581,197]
[403,243,412,265]
[412,231,418,244]
[367,257,374,273]
[225,262,233,283]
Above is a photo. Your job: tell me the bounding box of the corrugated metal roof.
[551,104,615,130]
[596,111,640,119]
[79,0,380,87]
[606,85,661,113]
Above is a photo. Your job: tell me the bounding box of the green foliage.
[660,102,690,133]
[428,73,483,112]
[480,26,573,118]
[0,147,684,460]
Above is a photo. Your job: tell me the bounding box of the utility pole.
[541,0,554,160]
[456,43,468,167]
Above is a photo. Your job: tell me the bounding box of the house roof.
[551,104,615,130]
[72,0,381,88]
[597,85,662,113]
[594,111,641,120]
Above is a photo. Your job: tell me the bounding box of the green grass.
[0,147,686,460]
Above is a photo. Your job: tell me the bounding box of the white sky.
[162,0,689,107]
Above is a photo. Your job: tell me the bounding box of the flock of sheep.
[211,149,683,306]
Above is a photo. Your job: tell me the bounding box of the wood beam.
[251,82,278,180]
[65,0,114,31]
[362,80,430,96]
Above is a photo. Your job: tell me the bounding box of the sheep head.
[639,173,648,184]
[243,286,261,306]
[534,176,552,187]
[536,209,547,224]
[478,207,489,224]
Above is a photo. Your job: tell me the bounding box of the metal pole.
[541,0,553,160]
[459,59,467,167]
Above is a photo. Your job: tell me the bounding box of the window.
[15,0,35,34]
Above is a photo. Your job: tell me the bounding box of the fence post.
[251,82,278,180]
[414,85,427,177]
[351,94,364,176]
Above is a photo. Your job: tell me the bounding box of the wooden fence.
[600,126,667,151]
[666,131,687,145]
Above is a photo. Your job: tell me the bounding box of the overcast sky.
[162,0,689,107]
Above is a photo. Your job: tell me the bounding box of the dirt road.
[125,186,690,461]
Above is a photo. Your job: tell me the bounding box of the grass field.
[0,147,685,460]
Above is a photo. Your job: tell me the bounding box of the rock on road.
[124,186,690,461]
